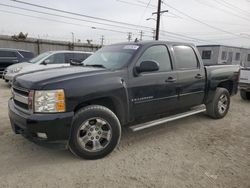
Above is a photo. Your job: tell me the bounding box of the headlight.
[11,67,22,73]
[34,89,65,113]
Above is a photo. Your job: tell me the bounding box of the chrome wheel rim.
[218,94,228,114]
[77,118,112,152]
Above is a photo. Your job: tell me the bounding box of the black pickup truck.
[9,41,239,159]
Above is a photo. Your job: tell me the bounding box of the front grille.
[14,99,29,110]
[12,86,29,112]
[13,87,29,96]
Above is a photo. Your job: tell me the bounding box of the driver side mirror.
[41,59,50,65]
[136,60,159,73]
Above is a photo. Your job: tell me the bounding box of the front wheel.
[206,88,230,119]
[69,105,121,160]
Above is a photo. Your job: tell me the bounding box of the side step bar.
[130,105,206,132]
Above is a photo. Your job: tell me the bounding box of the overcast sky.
[0,0,250,47]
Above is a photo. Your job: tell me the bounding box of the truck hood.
[13,66,108,89]
[16,63,69,75]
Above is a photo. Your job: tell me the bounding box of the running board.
[130,105,206,132]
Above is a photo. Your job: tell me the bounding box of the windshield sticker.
[123,45,139,50]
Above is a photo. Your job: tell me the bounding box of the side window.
[228,52,233,63]
[73,53,87,62]
[247,54,250,62]
[173,46,198,70]
[0,51,17,58]
[221,51,227,60]
[201,50,211,59]
[137,45,172,72]
[19,51,34,59]
[46,53,66,64]
[65,53,74,63]
[235,53,240,61]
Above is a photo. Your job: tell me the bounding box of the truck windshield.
[29,51,53,63]
[82,44,140,70]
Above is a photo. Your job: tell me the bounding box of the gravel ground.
[0,79,249,188]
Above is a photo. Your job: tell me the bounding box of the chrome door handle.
[165,77,176,83]
[195,74,203,79]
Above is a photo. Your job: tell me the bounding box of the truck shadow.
[0,113,214,176]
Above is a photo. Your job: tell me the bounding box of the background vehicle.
[239,68,250,100]
[8,41,239,159]
[3,50,93,84]
[0,48,34,77]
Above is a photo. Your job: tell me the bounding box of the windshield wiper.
[84,64,106,69]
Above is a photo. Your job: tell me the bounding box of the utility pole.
[100,35,104,46]
[155,0,161,40]
[152,1,168,40]
[71,32,74,43]
[127,32,132,42]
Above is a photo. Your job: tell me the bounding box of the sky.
[0,0,250,47]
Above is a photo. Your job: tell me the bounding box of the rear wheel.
[206,88,230,119]
[240,90,250,100]
[69,105,121,160]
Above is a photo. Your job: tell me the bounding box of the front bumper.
[3,72,14,82]
[8,99,74,142]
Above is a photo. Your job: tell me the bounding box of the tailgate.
[239,69,250,84]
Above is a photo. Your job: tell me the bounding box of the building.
[197,45,250,67]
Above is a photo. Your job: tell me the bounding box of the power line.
[162,1,250,40]
[10,0,154,30]
[0,9,132,35]
[194,0,250,22]
[0,8,154,38]
[1,2,216,43]
[137,0,152,26]
[219,0,250,15]
[4,1,247,44]
[117,0,181,18]
[116,0,155,9]
[0,3,154,35]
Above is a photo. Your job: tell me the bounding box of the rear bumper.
[8,99,74,142]
[239,83,250,92]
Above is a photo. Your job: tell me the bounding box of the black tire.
[206,88,230,119]
[240,90,250,100]
[69,105,121,160]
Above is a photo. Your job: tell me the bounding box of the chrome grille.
[12,86,29,112]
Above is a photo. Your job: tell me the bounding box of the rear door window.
[0,51,17,58]
[18,51,34,59]
[73,53,91,62]
[173,45,198,70]
[65,53,74,63]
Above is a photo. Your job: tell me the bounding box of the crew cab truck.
[8,41,239,159]
[239,68,250,100]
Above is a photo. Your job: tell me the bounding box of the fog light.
[37,132,47,139]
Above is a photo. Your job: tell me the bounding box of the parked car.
[239,67,250,100]
[0,48,34,77]
[8,41,239,159]
[3,50,93,84]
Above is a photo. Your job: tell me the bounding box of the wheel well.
[218,81,234,95]
[74,97,124,123]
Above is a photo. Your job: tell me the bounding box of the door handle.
[195,74,203,79]
[165,77,176,83]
